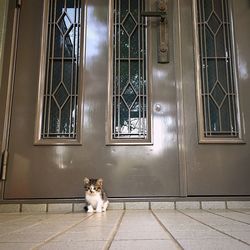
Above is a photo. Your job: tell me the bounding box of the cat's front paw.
[87,205,94,213]
[96,208,102,213]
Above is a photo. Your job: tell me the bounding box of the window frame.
[34,0,85,145]
[192,0,245,144]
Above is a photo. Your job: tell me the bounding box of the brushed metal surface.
[3,0,180,199]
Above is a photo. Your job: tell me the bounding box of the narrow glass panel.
[205,26,215,57]
[41,0,81,139]
[120,28,129,58]
[130,61,139,92]
[220,97,230,132]
[216,27,225,57]
[130,27,139,58]
[207,59,216,91]
[197,0,239,138]
[52,61,62,92]
[120,61,129,92]
[209,97,220,132]
[112,0,148,140]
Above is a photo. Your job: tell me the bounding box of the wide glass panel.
[112,0,148,140]
[197,0,239,138]
[41,0,81,139]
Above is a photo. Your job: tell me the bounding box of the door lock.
[141,0,169,63]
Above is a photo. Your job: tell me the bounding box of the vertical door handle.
[141,0,169,63]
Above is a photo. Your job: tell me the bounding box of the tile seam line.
[104,210,125,250]
[31,213,94,250]
[205,209,250,225]
[151,210,184,250]
[178,210,250,246]
[0,214,65,237]
[0,214,33,226]
[228,208,250,216]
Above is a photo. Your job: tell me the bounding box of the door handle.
[141,0,169,63]
[141,11,167,22]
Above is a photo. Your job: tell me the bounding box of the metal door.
[3,0,181,199]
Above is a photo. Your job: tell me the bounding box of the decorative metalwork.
[196,0,240,138]
[112,0,149,140]
[41,0,81,139]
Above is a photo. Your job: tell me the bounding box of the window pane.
[112,0,148,139]
[41,0,81,139]
[197,0,239,138]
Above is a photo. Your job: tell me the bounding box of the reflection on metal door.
[3,0,180,199]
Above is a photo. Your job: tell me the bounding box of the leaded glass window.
[109,0,150,143]
[195,0,242,141]
[35,0,82,144]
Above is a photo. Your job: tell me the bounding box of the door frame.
[0,0,21,200]
[173,0,187,197]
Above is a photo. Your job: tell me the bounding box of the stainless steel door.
[4,0,180,199]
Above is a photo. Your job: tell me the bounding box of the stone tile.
[47,203,73,213]
[114,210,172,241]
[73,203,85,213]
[227,201,250,209]
[0,213,27,223]
[110,240,180,250]
[151,202,175,210]
[153,210,197,226]
[51,211,123,242]
[115,230,170,240]
[233,209,250,215]
[39,240,107,250]
[181,210,232,225]
[229,231,250,244]
[22,204,47,213]
[178,238,250,250]
[125,202,149,210]
[108,202,124,210]
[209,210,250,224]
[153,210,227,240]
[52,229,111,241]
[0,214,56,235]
[74,210,123,228]
[0,231,54,243]
[176,201,200,210]
[0,204,20,213]
[170,228,228,240]
[0,207,249,250]
[182,210,250,244]
[0,243,37,250]
[202,201,226,210]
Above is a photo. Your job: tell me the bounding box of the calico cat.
[83,177,109,212]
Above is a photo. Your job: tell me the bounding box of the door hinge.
[1,150,8,180]
[16,0,22,8]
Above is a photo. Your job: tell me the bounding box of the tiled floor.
[0,209,249,250]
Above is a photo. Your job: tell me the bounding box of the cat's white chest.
[86,193,102,209]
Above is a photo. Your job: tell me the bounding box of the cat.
[83,177,109,212]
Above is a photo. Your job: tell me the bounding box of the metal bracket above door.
[141,0,169,63]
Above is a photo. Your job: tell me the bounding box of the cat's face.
[84,177,103,195]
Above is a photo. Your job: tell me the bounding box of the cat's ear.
[84,177,89,185]
[96,178,103,186]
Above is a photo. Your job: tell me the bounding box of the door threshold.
[0,197,250,213]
